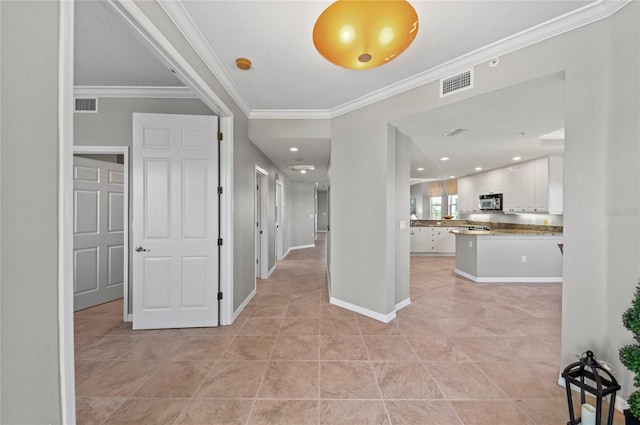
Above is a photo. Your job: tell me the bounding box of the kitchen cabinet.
[457,177,476,213]
[503,156,563,214]
[476,168,503,195]
[411,227,456,253]
[436,228,456,253]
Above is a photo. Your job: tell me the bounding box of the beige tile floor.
[75,234,624,424]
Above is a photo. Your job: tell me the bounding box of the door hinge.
[217,186,223,195]
[217,238,223,246]
[256,259,259,264]
[217,292,223,300]
[217,132,223,141]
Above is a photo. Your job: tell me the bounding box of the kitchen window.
[430,196,442,219]
[448,195,459,218]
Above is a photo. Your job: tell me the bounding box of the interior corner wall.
[74,97,215,315]
[290,181,316,248]
[603,0,640,398]
[0,1,63,423]
[395,130,411,305]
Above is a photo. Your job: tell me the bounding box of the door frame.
[255,166,269,279]
[58,1,236,422]
[73,146,129,322]
[275,179,284,260]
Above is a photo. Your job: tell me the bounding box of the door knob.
[135,245,150,252]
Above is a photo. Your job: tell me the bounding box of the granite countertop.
[410,219,563,236]
[450,228,563,236]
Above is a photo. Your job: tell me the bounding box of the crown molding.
[249,109,331,120]
[73,86,196,99]
[159,1,253,117]
[159,0,627,120]
[328,0,630,119]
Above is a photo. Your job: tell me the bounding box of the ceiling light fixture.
[443,128,467,137]
[439,157,450,161]
[416,167,424,171]
[288,165,315,172]
[475,167,482,171]
[235,57,252,70]
[312,0,419,70]
[512,156,522,161]
[289,147,299,152]
[300,170,307,174]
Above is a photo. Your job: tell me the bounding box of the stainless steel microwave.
[479,193,503,211]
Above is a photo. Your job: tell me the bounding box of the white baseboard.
[127,313,132,322]
[267,264,276,278]
[558,373,627,412]
[289,244,316,251]
[232,287,256,322]
[330,297,397,323]
[455,269,562,283]
[395,298,411,311]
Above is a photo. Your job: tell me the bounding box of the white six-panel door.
[132,113,218,329]
[73,156,125,311]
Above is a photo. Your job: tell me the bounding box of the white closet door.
[73,156,125,311]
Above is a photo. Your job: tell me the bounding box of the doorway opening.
[255,166,269,279]
[276,180,284,260]
[73,146,129,322]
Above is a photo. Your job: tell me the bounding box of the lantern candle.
[581,403,596,425]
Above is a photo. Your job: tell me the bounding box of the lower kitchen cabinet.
[410,227,456,254]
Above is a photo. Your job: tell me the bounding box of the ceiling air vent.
[74,97,98,113]
[440,68,474,98]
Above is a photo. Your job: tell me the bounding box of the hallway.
[75,233,621,424]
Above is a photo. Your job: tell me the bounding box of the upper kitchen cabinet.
[476,168,503,196]
[503,156,563,214]
[457,176,476,213]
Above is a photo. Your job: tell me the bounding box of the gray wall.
[1,1,63,423]
[395,131,411,305]
[74,98,215,314]
[290,181,316,248]
[317,190,328,231]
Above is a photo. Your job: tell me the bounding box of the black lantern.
[562,350,621,425]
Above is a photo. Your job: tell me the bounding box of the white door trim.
[59,0,237,420]
[255,166,269,279]
[58,2,75,423]
[276,179,284,261]
[73,146,129,322]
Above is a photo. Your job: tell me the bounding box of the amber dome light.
[313,0,419,70]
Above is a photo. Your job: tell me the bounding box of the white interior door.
[132,113,218,330]
[255,172,261,278]
[73,156,125,311]
[276,181,283,260]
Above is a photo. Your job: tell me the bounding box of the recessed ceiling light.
[475,167,482,171]
[443,128,467,137]
[416,167,424,171]
[289,147,299,152]
[449,176,455,179]
[439,157,450,161]
[512,156,522,161]
[300,170,307,174]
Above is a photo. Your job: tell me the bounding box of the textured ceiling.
[393,72,565,181]
[74,0,614,185]
[177,0,592,111]
[74,0,183,87]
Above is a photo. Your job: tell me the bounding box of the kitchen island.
[452,228,563,283]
